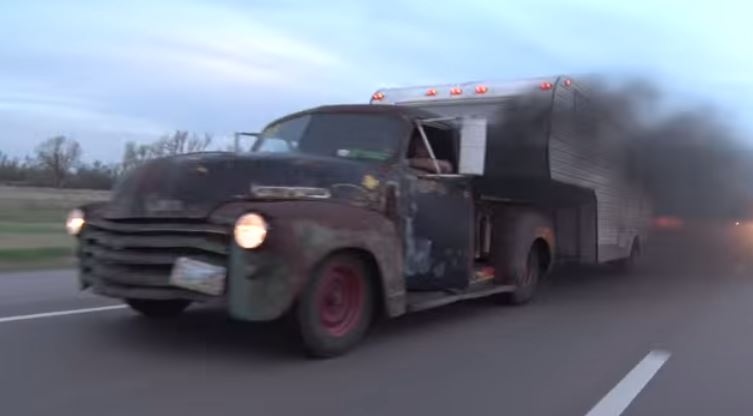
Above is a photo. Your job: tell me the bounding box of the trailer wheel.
[126,299,191,318]
[613,238,640,273]
[499,244,544,305]
[296,253,374,358]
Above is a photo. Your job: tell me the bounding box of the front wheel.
[126,299,191,318]
[296,253,375,358]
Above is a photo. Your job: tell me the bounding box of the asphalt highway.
[2,223,753,416]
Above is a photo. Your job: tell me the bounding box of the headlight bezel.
[65,208,86,236]
[233,212,268,249]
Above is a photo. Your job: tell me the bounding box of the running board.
[406,284,516,313]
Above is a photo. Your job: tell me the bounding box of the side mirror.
[458,117,487,175]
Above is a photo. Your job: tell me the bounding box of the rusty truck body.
[66,76,650,357]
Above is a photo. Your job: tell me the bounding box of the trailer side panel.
[548,79,645,262]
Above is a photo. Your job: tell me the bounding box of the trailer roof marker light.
[540,82,554,91]
[450,87,463,96]
[426,88,438,96]
[563,79,573,87]
[371,91,385,101]
[475,85,489,94]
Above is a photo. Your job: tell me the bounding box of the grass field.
[0,186,110,270]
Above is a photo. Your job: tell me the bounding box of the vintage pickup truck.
[66,76,650,357]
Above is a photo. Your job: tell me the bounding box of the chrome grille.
[79,218,230,291]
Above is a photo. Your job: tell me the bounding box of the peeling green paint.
[227,245,296,321]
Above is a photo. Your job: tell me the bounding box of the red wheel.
[297,253,374,358]
[316,263,365,337]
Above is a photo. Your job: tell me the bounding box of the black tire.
[296,253,375,358]
[126,299,191,318]
[500,246,542,305]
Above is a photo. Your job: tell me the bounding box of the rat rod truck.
[66,76,650,357]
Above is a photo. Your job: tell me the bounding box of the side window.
[407,129,427,159]
[407,125,457,174]
[424,126,455,167]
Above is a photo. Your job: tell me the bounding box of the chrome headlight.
[234,213,268,249]
[65,209,85,236]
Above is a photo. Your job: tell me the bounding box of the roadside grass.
[0,222,63,234]
[0,233,72,250]
[1,208,73,224]
[0,186,110,271]
[0,247,76,271]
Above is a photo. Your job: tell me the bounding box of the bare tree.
[121,141,152,174]
[120,131,214,174]
[69,160,119,190]
[0,151,24,183]
[34,135,82,187]
[150,131,212,158]
[188,132,213,153]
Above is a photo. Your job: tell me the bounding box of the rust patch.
[404,218,432,275]
[219,200,406,319]
[416,179,448,195]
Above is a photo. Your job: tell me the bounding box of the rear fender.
[491,206,555,282]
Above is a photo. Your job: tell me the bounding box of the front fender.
[212,201,405,321]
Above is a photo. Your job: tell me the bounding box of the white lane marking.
[0,305,128,324]
[585,350,671,416]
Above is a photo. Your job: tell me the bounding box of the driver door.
[402,125,474,291]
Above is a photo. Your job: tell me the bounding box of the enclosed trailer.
[372,75,651,266]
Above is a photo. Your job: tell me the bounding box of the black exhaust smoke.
[590,77,753,221]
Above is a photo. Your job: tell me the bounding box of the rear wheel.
[126,299,191,318]
[296,253,375,358]
[613,238,640,273]
[499,245,544,305]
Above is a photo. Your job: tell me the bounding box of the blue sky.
[1,0,751,161]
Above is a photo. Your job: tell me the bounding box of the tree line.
[0,131,215,190]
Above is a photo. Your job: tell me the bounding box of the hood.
[106,152,388,219]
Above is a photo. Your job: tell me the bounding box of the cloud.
[104,5,349,88]
[0,0,362,160]
[0,93,167,161]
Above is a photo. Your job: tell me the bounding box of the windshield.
[253,113,405,162]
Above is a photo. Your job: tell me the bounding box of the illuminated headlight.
[234,213,268,249]
[65,209,85,236]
